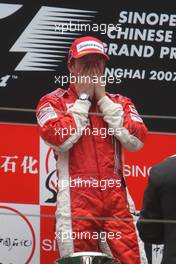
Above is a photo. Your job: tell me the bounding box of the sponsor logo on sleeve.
[37,103,58,127]
[129,105,139,115]
[130,113,143,123]
[129,105,143,122]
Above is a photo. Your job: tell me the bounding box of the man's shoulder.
[150,155,176,182]
[106,92,132,103]
[40,87,67,102]
[152,155,176,171]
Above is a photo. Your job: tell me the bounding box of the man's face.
[69,54,106,75]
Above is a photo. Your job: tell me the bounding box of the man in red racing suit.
[36,36,148,264]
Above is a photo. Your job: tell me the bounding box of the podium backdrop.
[1,124,176,263]
[0,0,176,132]
[0,0,176,263]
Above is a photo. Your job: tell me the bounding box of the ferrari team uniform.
[37,84,148,263]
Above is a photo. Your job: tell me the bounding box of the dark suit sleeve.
[137,167,164,244]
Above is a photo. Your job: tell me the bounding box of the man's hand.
[93,64,106,101]
[75,64,94,100]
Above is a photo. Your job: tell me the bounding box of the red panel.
[40,206,59,263]
[1,123,176,262]
[0,123,39,204]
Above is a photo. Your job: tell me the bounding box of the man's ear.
[68,64,73,73]
[68,60,75,73]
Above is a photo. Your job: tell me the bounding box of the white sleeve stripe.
[58,100,91,151]
[114,127,143,151]
[58,115,81,151]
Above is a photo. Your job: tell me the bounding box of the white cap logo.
[77,41,104,53]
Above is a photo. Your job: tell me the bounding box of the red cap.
[68,36,109,64]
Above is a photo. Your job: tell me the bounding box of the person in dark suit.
[137,155,176,264]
